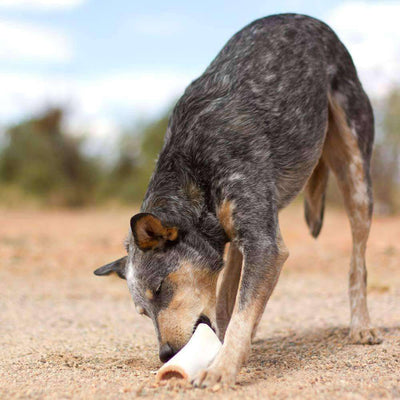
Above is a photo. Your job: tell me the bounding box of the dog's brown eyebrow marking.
[136,305,145,315]
[217,199,235,240]
[145,289,154,300]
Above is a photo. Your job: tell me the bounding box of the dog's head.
[94,212,223,362]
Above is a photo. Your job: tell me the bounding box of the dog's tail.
[304,158,329,238]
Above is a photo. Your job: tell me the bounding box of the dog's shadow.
[241,325,397,385]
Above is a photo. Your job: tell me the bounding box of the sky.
[0,0,399,143]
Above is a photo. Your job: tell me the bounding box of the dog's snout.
[159,342,176,363]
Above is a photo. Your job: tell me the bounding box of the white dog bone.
[156,323,222,381]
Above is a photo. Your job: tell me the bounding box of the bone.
[156,323,222,382]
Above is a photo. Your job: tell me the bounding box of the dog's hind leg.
[304,158,329,238]
[216,243,242,341]
[323,93,382,344]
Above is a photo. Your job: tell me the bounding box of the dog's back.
[150,14,372,212]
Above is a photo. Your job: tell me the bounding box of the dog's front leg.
[193,227,288,387]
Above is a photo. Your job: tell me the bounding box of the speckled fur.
[94,14,381,386]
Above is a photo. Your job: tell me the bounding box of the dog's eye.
[155,281,163,296]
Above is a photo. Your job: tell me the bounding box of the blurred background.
[0,0,399,211]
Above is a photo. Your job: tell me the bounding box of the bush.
[0,108,100,206]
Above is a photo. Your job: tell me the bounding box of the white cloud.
[0,70,196,141]
[326,1,400,97]
[68,70,194,140]
[0,72,71,122]
[0,19,72,62]
[75,71,193,119]
[0,0,85,11]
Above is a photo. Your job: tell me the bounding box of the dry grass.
[0,204,399,399]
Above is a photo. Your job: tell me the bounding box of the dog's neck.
[141,171,202,227]
[141,169,227,255]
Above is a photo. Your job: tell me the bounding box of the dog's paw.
[191,359,237,388]
[349,327,382,345]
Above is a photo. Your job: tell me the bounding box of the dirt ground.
[0,203,399,399]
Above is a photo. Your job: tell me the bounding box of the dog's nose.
[159,342,176,363]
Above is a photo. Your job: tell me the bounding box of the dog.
[94,13,382,387]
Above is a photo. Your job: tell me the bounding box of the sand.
[0,204,399,399]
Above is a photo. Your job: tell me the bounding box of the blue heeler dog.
[94,14,382,387]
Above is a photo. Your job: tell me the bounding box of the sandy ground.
[0,203,399,399]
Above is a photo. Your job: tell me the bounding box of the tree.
[0,108,100,206]
[372,88,400,213]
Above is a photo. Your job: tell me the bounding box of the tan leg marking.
[217,199,236,240]
[323,94,381,344]
[304,157,329,237]
[251,232,289,341]
[216,243,243,341]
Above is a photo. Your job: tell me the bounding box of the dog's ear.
[130,213,178,251]
[94,256,127,279]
